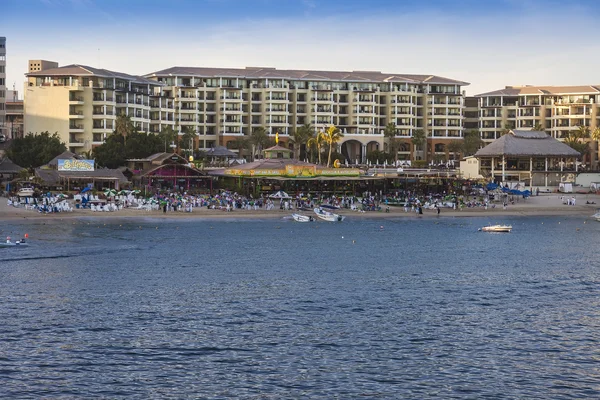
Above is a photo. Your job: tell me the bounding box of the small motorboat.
[592,211,600,221]
[314,207,345,222]
[479,224,512,233]
[292,213,314,222]
[0,239,29,247]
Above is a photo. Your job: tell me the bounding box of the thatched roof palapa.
[0,157,25,174]
[475,130,581,158]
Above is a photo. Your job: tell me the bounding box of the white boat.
[0,241,29,247]
[592,211,600,221]
[16,187,34,197]
[292,213,314,222]
[314,207,345,222]
[479,224,512,233]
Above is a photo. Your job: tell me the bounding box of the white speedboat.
[479,224,512,233]
[0,241,29,247]
[592,211,600,221]
[16,187,34,197]
[292,213,314,222]
[314,207,345,222]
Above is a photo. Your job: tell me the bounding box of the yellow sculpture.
[275,132,279,144]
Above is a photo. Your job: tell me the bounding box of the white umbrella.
[268,190,291,199]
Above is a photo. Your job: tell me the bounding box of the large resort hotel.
[475,85,600,142]
[24,64,468,161]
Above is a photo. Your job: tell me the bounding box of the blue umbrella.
[81,187,91,194]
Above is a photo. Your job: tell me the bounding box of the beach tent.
[268,190,291,199]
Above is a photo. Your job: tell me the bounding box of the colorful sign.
[226,165,360,178]
[58,159,95,172]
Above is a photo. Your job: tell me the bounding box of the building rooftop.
[475,130,581,158]
[476,85,600,97]
[26,64,160,85]
[145,66,469,86]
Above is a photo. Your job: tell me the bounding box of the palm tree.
[321,125,344,167]
[229,137,250,159]
[447,140,463,161]
[115,113,135,146]
[383,122,399,162]
[564,126,590,156]
[307,131,326,165]
[250,127,269,160]
[158,126,177,152]
[290,124,314,160]
[180,126,197,157]
[591,127,600,169]
[501,124,513,136]
[533,123,544,132]
[411,129,426,161]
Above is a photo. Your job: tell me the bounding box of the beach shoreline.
[1,194,599,221]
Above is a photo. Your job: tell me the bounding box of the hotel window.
[0,66,4,73]
[0,56,5,61]
[0,78,4,86]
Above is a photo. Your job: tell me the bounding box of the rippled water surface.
[1,215,600,399]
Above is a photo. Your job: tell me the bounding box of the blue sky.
[3,0,600,96]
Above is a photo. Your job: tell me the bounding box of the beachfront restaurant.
[126,152,211,192]
[475,130,581,188]
[211,145,383,195]
[35,151,128,191]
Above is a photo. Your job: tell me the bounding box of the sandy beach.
[1,193,599,221]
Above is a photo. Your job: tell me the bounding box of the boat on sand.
[292,213,314,222]
[314,207,345,222]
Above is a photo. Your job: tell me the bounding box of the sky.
[3,0,600,97]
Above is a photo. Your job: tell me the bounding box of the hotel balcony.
[354,96,375,103]
[266,96,288,102]
[266,107,288,114]
[220,118,243,125]
[69,110,84,119]
[68,137,85,147]
[69,123,84,132]
[69,94,84,104]
[179,106,196,114]
[220,95,242,101]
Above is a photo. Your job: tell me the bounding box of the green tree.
[250,127,270,160]
[411,129,426,161]
[448,140,463,160]
[533,123,544,132]
[563,126,590,156]
[307,131,326,165]
[322,125,344,167]
[6,131,66,168]
[115,114,135,146]
[124,130,163,159]
[290,124,315,160]
[463,130,483,156]
[157,126,178,153]
[501,124,513,136]
[93,133,126,168]
[180,126,197,157]
[228,137,251,159]
[383,122,399,162]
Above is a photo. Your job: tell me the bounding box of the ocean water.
[0,215,599,399]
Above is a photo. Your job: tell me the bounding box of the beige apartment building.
[476,85,600,142]
[144,67,469,162]
[24,63,174,153]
